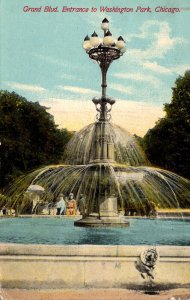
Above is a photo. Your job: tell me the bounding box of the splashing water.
[3,122,190,215]
[64,123,148,166]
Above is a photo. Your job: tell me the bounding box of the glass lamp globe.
[99,38,103,45]
[83,35,92,51]
[103,30,114,46]
[116,36,125,50]
[90,32,100,47]
[101,18,109,31]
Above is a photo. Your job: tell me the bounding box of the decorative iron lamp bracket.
[83,19,126,122]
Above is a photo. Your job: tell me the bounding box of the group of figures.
[54,193,86,216]
[0,207,15,216]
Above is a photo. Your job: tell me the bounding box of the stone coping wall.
[0,244,190,290]
[0,243,190,257]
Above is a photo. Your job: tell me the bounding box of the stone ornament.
[135,248,159,280]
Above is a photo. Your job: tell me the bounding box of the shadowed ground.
[1,288,190,300]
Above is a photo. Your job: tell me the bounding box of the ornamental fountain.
[74,18,130,226]
[5,19,190,227]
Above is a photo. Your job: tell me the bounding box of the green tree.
[0,90,72,188]
[143,70,190,179]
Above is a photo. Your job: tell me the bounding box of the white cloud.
[171,65,190,75]
[141,61,189,75]
[141,61,171,74]
[4,81,46,93]
[126,20,186,61]
[57,85,98,95]
[109,84,133,94]
[112,72,161,88]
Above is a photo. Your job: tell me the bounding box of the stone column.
[90,122,115,163]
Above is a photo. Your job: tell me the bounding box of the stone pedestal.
[74,215,129,227]
[74,197,129,227]
[100,196,118,217]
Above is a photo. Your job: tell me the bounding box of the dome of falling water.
[64,122,149,166]
[7,129,190,215]
[4,101,190,218]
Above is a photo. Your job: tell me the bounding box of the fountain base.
[75,196,130,227]
[74,215,130,227]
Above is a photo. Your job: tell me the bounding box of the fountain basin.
[0,243,190,290]
[0,217,189,245]
[0,217,190,290]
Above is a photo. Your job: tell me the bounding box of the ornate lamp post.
[83,18,126,122]
[74,19,129,226]
[83,19,126,164]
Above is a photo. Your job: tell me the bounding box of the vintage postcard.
[0,0,190,299]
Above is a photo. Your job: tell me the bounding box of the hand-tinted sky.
[1,0,190,136]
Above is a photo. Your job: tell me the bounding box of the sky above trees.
[1,0,190,136]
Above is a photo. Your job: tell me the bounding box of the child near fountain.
[67,193,77,216]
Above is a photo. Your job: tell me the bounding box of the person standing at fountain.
[78,194,86,216]
[2,206,7,216]
[56,194,66,215]
[67,193,77,216]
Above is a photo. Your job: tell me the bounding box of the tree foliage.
[143,70,190,179]
[0,90,72,188]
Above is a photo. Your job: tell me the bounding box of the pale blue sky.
[1,0,190,135]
